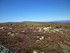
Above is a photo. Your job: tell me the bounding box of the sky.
[0,0,70,23]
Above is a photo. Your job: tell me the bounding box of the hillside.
[0,22,70,53]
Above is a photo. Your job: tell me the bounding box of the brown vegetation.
[0,22,70,53]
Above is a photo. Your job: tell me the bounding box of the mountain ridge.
[0,20,70,24]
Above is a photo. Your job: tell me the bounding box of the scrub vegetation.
[0,22,70,53]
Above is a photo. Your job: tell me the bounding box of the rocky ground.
[0,22,70,53]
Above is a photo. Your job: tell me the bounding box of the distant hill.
[50,20,70,23]
[0,20,70,24]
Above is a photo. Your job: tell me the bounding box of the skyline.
[0,0,70,23]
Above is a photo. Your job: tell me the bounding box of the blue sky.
[0,0,70,23]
